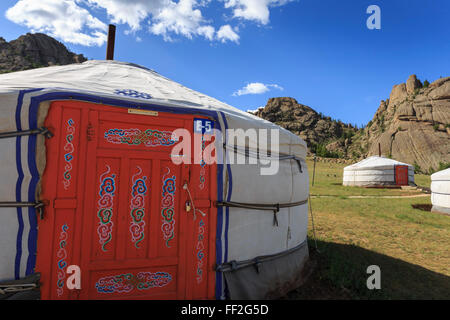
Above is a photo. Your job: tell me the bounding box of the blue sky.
[0,0,449,126]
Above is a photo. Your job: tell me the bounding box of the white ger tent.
[0,60,309,300]
[431,168,450,215]
[343,156,414,187]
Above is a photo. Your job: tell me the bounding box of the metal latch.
[185,201,192,213]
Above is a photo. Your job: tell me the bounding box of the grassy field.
[286,159,450,300]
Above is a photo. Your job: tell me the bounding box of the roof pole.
[106,24,116,60]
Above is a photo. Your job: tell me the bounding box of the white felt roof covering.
[431,168,450,181]
[0,60,307,157]
[344,156,413,171]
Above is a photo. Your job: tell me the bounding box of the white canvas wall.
[431,168,450,214]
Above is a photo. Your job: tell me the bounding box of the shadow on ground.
[411,204,432,211]
[284,239,450,300]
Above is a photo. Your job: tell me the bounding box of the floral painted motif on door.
[161,166,177,248]
[129,165,148,249]
[96,163,118,254]
[56,224,69,297]
[126,160,151,258]
[62,119,76,190]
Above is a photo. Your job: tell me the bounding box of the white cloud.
[149,0,214,41]
[217,25,239,43]
[6,0,108,46]
[5,0,294,45]
[84,0,216,41]
[224,0,293,25]
[85,0,158,32]
[233,82,283,96]
[197,26,215,41]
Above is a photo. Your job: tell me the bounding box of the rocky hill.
[0,33,86,74]
[252,97,360,158]
[356,75,450,173]
[252,75,450,172]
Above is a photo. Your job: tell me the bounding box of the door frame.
[36,98,224,300]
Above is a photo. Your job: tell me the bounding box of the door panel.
[158,161,182,256]
[37,104,85,300]
[91,157,121,261]
[37,101,217,300]
[126,159,152,259]
[395,165,408,186]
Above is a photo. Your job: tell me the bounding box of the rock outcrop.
[360,75,450,173]
[252,97,359,157]
[406,74,422,95]
[0,33,86,73]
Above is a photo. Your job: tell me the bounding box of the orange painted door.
[37,101,217,300]
[395,165,409,186]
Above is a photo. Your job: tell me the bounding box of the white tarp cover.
[343,156,414,186]
[431,168,450,214]
[0,60,309,299]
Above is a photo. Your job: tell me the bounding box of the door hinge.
[0,201,47,220]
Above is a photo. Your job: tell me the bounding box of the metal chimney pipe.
[106,24,116,60]
[378,143,381,157]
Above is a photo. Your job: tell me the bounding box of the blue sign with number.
[194,118,214,135]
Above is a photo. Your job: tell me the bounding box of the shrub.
[438,162,450,171]
[433,123,439,131]
[343,130,355,140]
[312,143,341,159]
[413,161,421,174]
[423,80,430,88]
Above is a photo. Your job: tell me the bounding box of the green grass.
[287,158,450,299]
